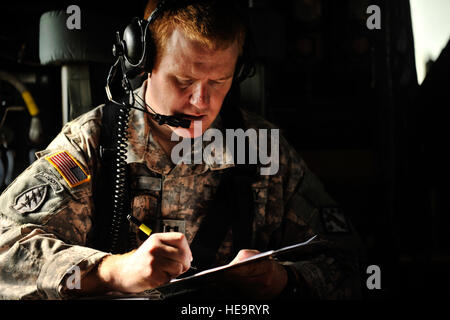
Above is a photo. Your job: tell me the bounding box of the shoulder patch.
[45,151,90,188]
[320,207,351,233]
[13,185,48,214]
[34,171,64,194]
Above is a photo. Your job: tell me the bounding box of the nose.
[189,82,210,111]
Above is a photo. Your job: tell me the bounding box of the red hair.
[144,0,246,64]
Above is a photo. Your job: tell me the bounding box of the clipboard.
[155,235,327,298]
[79,235,327,300]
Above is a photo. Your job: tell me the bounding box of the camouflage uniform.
[0,82,361,300]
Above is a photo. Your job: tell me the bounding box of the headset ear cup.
[123,18,145,65]
[234,41,256,83]
[234,58,245,83]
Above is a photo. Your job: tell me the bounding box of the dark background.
[0,0,448,300]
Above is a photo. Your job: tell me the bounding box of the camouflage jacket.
[0,82,361,300]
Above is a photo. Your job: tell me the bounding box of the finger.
[150,242,191,272]
[147,269,171,288]
[226,259,273,278]
[144,233,192,268]
[152,255,185,278]
[229,249,261,265]
[157,232,193,261]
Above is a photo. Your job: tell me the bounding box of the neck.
[148,118,180,158]
[144,78,175,158]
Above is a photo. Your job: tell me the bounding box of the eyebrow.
[215,75,233,81]
[174,74,233,81]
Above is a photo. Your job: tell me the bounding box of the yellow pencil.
[127,214,152,236]
[127,214,198,271]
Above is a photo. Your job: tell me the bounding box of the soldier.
[0,0,362,299]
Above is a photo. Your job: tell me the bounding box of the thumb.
[229,249,260,265]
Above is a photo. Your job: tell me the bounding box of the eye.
[176,77,194,88]
[209,79,227,86]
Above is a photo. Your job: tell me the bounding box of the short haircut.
[144,0,246,67]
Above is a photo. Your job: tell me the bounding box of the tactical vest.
[92,86,257,271]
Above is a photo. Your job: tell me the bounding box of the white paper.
[170,234,317,283]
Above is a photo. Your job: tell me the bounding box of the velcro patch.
[34,171,64,194]
[13,185,48,214]
[320,207,351,233]
[46,151,90,188]
[162,219,186,235]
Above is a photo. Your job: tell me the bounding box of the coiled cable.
[109,102,131,253]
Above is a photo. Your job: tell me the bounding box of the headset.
[111,0,255,85]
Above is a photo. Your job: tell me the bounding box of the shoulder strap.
[230,165,256,255]
[222,84,258,256]
[188,165,256,271]
[188,169,235,270]
[189,85,257,270]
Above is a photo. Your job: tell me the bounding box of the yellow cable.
[21,91,39,117]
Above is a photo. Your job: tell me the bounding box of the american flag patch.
[46,151,90,188]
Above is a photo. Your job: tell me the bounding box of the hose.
[0,70,43,145]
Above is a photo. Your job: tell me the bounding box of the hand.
[223,249,288,299]
[85,232,192,294]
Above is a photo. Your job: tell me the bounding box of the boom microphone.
[105,53,191,129]
[151,113,191,128]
